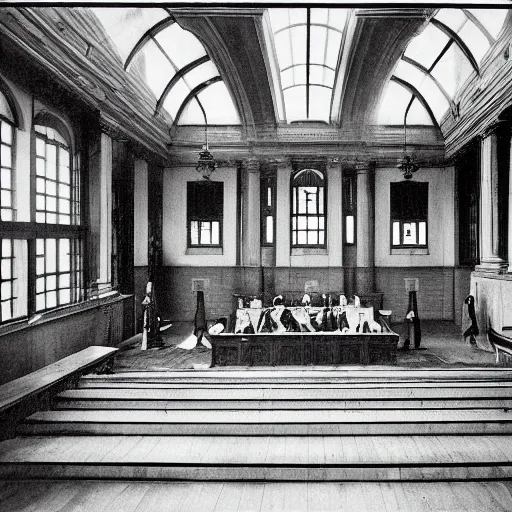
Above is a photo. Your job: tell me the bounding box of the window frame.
[187,180,224,248]
[0,116,16,222]
[260,170,276,247]
[390,181,429,249]
[0,111,85,326]
[342,171,356,246]
[290,167,327,248]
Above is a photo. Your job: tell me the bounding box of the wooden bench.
[0,346,117,439]
[488,328,512,366]
[211,332,399,367]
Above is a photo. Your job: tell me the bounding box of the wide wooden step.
[18,408,512,435]
[54,387,512,410]
[79,369,512,385]
[1,480,512,511]
[1,435,512,481]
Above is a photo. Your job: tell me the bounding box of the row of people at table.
[235,295,382,334]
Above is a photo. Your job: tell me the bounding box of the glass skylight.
[92,8,240,125]
[92,8,169,62]
[378,8,508,126]
[268,8,349,123]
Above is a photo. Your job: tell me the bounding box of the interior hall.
[1,4,512,511]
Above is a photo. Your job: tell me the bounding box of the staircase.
[2,369,512,485]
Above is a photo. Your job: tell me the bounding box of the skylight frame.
[268,7,349,123]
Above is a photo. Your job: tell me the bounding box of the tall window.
[390,181,428,247]
[187,181,223,246]
[1,91,15,221]
[35,125,77,225]
[343,172,356,245]
[291,168,326,247]
[0,101,83,325]
[261,171,276,246]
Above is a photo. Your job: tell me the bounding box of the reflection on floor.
[115,321,496,372]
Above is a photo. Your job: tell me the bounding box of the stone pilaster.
[241,158,260,267]
[509,127,512,273]
[476,125,507,272]
[355,161,375,294]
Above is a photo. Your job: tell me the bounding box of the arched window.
[0,89,15,222]
[33,120,82,312]
[291,168,326,247]
[0,88,25,323]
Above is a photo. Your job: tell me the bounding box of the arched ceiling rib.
[376,8,508,128]
[92,7,241,125]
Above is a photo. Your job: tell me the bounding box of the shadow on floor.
[114,321,497,372]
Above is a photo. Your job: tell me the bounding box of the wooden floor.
[1,480,512,511]
[116,321,497,371]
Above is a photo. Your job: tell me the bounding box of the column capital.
[327,157,342,170]
[259,157,291,170]
[481,120,507,140]
[354,160,376,174]
[99,114,126,141]
[241,158,260,173]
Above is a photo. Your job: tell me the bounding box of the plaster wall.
[374,167,455,267]
[276,166,343,268]
[162,166,238,267]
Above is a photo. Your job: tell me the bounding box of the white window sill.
[291,248,328,256]
[186,247,223,255]
[390,248,429,255]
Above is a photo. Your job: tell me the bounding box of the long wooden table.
[210,332,399,367]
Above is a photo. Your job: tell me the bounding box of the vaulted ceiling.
[1,6,510,161]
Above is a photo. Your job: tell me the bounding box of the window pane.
[298,231,307,244]
[36,138,45,157]
[46,145,57,179]
[309,86,332,123]
[46,275,56,291]
[419,221,427,245]
[298,216,307,230]
[405,24,449,69]
[307,231,318,245]
[47,291,57,309]
[36,294,45,312]
[318,188,324,214]
[392,222,401,246]
[283,86,307,122]
[377,81,412,125]
[309,216,318,230]
[407,98,434,125]
[345,215,354,244]
[36,277,44,293]
[59,289,71,305]
[47,180,56,196]
[431,43,473,98]
[403,222,417,245]
[458,20,490,64]
[468,9,508,39]
[46,196,57,212]
[211,222,220,245]
[1,120,13,143]
[1,168,11,189]
[60,239,70,272]
[60,273,70,289]
[266,216,273,244]
[1,144,11,168]
[46,239,57,273]
[36,256,44,275]
[200,222,211,245]
[1,258,11,279]
[190,221,199,245]
[318,232,325,245]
